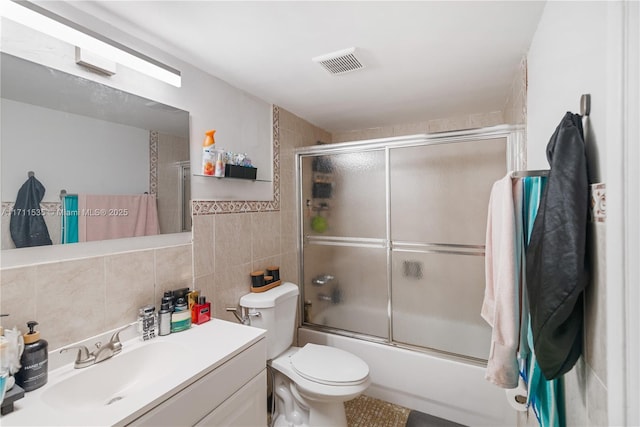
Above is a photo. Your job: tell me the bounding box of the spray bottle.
[201,130,216,175]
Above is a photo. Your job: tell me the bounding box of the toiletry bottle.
[158,303,172,336]
[187,289,200,314]
[162,290,175,313]
[173,287,190,301]
[201,130,216,176]
[171,298,192,333]
[192,296,211,325]
[137,305,157,341]
[15,321,48,392]
[214,149,225,177]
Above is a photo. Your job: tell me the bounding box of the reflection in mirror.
[1,53,191,250]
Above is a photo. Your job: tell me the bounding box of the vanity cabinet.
[1,320,266,427]
[196,370,266,426]
[129,340,267,427]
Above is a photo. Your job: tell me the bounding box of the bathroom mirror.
[0,53,191,250]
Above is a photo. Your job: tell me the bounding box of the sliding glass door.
[298,128,521,361]
[389,139,506,359]
[301,150,389,339]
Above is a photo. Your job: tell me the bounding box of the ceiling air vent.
[312,47,365,76]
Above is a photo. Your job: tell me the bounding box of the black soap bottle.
[15,321,48,392]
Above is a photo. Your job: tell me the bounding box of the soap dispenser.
[15,321,48,392]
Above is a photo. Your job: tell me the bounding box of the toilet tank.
[239,282,299,360]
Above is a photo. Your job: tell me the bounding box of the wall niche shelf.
[193,173,271,183]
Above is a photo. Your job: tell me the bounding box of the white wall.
[526,1,607,183]
[1,8,273,202]
[1,99,149,202]
[525,1,610,426]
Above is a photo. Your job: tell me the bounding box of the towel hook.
[580,94,591,116]
[27,171,35,178]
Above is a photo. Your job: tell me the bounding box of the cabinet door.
[130,340,266,426]
[196,370,267,427]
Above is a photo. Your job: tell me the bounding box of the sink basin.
[1,320,266,427]
[42,340,191,410]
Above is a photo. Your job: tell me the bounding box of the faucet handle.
[60,345,92,367]
[60,344,90,359]
[109,324,133,353]
[312,274,335,286]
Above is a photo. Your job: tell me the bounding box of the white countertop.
[1,319,266,426]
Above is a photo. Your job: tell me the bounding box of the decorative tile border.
[590,183,606,223]
[149,131,159,195]
[192,105,281,215]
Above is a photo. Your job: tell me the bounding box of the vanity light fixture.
[0,0,182,87]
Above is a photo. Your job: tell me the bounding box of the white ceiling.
[66,1,545,133]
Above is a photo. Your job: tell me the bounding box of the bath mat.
[405,410,467,427]
[344,395,410,427]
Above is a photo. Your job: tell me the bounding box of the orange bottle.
[202,130,216,175]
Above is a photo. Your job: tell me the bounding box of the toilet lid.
[290,344,369,386]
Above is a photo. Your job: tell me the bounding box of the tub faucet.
[312,274,335,286]
[317,287,342,304]
[59,324,133,369]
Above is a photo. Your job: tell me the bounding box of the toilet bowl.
[240,282,370,427]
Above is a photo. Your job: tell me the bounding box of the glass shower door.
[301,149,388,339]
[389,138,507,360]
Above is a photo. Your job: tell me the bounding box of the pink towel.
[482,174,520,389]
[78,194,160,242]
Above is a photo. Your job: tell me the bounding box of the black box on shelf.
[312,182,333,198]
[224,164,257,180]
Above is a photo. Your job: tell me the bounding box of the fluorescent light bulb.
[0,1,181,87]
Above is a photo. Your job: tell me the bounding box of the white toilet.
[240,282,370,427]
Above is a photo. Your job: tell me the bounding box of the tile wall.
[0,242,192,350]
[191,106,332,322]
[503,56,528,126]
[332,110,504,143]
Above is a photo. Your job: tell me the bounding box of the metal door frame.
[294,124,525,360]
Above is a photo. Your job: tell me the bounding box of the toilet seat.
[290,343,369,386]
[271,347,371,403]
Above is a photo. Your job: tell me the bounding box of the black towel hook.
[27,171,35,178]
[580,94,591,116]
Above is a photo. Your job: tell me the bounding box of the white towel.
[482,174,520,389]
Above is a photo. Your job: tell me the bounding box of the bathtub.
[298,305,517,426]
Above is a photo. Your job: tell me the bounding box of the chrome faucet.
[60,324,133,369]
[312,274,335,286]
[317,287,342,304]
[59,344,94,369]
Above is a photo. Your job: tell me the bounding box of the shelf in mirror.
[193,174,271,183]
